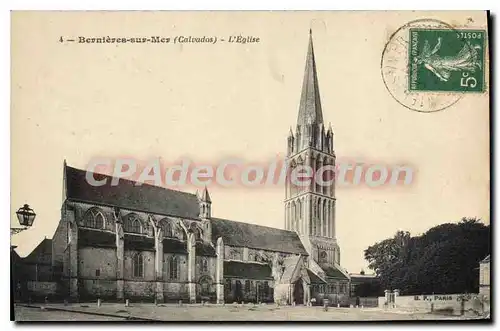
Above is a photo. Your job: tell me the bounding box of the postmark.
[381,19,488,113]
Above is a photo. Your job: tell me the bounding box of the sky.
[11,11,490,273]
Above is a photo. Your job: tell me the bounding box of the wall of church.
[224,245,295,264]
[162,253,188,282]
[195,256,216,282]
[224,278,274,303]
[225,246,243,260]
[73,202,118,232]
[79,247,116,279]
[54,200,306,304]
[163,282,189,302]
[310,280,350,306]
[78,247,117,299]
[161,253,190,302]
[51,216,68,274]
[124,281,155,301]
[124,250,156,281]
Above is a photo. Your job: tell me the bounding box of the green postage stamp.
[408,29,486,92]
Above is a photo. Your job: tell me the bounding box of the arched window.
[194,228,202,241]
[83,207,106,229]
[323,202,328,235]
[190,223,202,241]
[132,253,144,278]
[125,214,142,234]
[245,280,251,293]
[322,157,329,195]
[200,277,211,295]
[169,256,179,280]
[171,224,186,241]
[315,158,322,193]
[316,200,322,235]
[263,281,270,297]
[161,221,172,238]
[319,251,327,263]
[201,258,208,273]
[225,279,232,292]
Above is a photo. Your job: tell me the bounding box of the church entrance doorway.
[234,280,243,302]
[293,279,304,305]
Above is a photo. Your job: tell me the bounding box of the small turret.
[199,186,212,219]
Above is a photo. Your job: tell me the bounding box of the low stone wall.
[27,281,57,296]
[379,293,489,316]
[348,297,378,307]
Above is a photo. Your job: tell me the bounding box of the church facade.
[51,32,350,305]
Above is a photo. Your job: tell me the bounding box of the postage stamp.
[408,29,486,92]
[381,18,489,113]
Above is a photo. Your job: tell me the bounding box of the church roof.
[211,217,308,255]
[307,268,327,284]
[65,165,200,219]
[297,30,323,126]
[321,264,350,280]
[124,233,155,251]
[163,238,188,254]
[224,261,273,280]
[79,228,116,248]
[196,242,216,257]
[481,254,490,263]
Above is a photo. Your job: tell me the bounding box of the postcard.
[11,11,490,321]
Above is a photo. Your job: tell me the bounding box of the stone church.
[51,31,350,305]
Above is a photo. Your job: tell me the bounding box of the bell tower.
[284,30,340,265]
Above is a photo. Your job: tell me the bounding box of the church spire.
[297,30,323,126]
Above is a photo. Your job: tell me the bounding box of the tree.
[364,218,489,295]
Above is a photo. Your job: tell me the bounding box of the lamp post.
[11,204,36,303]
[11,204,36,235]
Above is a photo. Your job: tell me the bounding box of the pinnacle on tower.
[201,186,211,203]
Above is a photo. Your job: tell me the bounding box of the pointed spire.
[201,186,211,203]
[297,30,323,127]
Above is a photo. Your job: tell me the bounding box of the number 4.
[460,72,477,88]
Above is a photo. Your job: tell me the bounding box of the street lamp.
[11,204,36,235]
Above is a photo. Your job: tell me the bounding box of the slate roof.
[211,218,308,255]
[163,238,187,254]
[349,273,377,281]
[196,242,216,257]
[65,165,200,219]
[307,268,327,284]
[124,233,155,251]
[224,261,273,280]
[79,229,116,248]
[321,264,349,280]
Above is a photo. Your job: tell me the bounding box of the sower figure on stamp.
[416,37,482,82]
